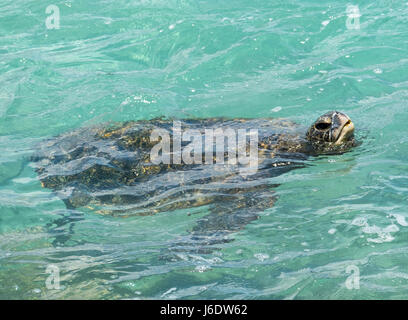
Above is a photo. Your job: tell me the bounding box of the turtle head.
[306,111,356,154]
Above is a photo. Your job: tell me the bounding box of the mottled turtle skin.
[32,111,355,248]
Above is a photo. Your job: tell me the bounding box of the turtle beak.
[333,113,355,145]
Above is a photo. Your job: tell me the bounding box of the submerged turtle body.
[34,119,301,212]
[32,111,355,241]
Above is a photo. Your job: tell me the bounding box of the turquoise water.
[1,0,408,299]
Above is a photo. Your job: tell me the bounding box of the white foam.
[392,214,408,226]
[328,228,337,234]
[254,253,269,261]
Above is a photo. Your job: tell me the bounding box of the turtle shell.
[32,118,308,216]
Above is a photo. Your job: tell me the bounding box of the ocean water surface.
[1,0,408,299]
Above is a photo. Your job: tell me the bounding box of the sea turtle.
[32,111,356,251]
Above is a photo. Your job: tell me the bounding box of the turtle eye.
[315,122,331,131]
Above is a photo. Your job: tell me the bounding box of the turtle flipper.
[163,188,278,257]
[193,190,277,234]
[45,210,84,247]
